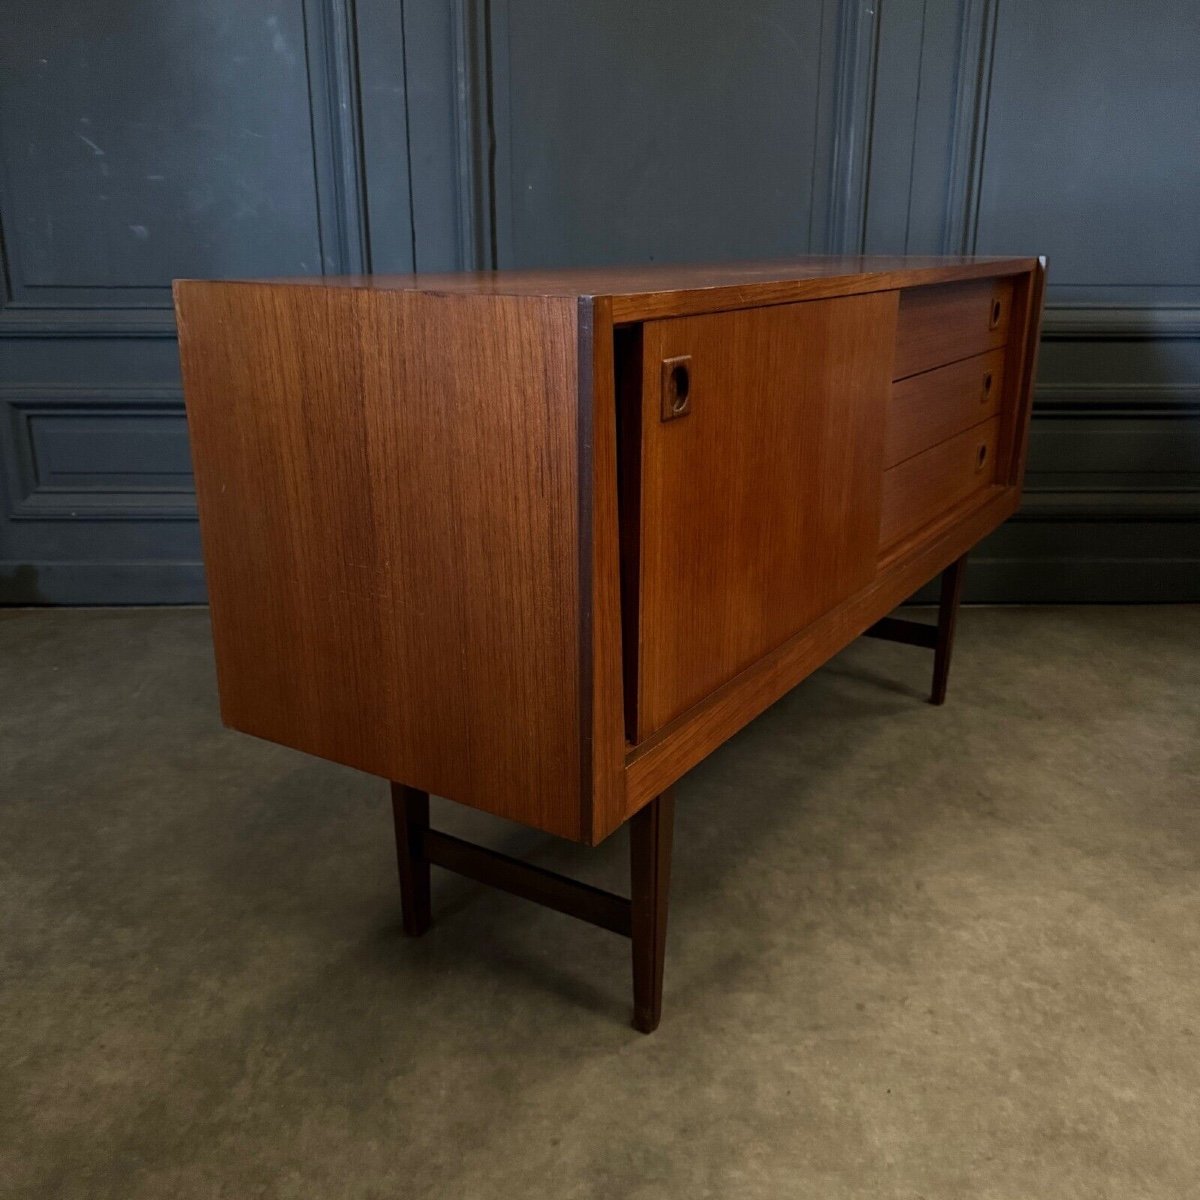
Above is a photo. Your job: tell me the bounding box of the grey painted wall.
[0,0,369,602]
[1,0,1196,603]
[855,0,1200,600]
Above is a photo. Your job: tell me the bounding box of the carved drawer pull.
[660,355,692,421]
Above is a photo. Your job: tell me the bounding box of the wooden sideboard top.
[178,256,1041,322]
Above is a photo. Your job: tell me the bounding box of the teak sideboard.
[175,256,1046,1032]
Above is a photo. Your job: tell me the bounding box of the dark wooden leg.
[931,553,968,706]
[391,783,431,936]
[390,780,678,1031]
[629,789,675,1034]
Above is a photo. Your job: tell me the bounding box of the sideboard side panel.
[1000,262,1047,489]
[176,284,586,839]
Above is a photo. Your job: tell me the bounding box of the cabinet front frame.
[594,261,1045,839]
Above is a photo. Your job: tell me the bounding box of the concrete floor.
[1,606,1197,1199]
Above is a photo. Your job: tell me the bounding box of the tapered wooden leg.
[391,783,431,936]
[629,789,675,1034]
[931,554,968,706]
[391,781,676,1029]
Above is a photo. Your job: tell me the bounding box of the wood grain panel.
[624,486,1019,809]
[893,278,1013,379]
[175,283,586,840]
[585,296,630,843]
[886,348,1006,467]
[879,417,1000,551]
[256,257,1039,322]
[634,293,898,737]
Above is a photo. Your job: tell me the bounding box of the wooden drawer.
[885,347,1006,468]
[893,278,1013,379]
[879,417,1000,550]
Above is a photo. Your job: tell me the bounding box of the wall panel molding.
[1017,384,1200,522]
[824,0,881,253]
[1017,493,1200,522]
[0,560,206,606]
[944,0,996,254]
[850,0,1001,257]
[360,0,491,273]
[304,0,372,274]
[1033,383,1200,416]
[0,0,370,338]
[452,0,496,270]
[853,0,1200,599]
[0,310,181,338]
[1041,306,1200,339]
[0,0,379,602]
[1,0,1195,603]
[485,1,838,268]
[1,385,194,522]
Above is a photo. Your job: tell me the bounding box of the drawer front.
[885,347,1006,468]
[880,417,1000,550]
[893,278,1013,379]
[633,292,898,738]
